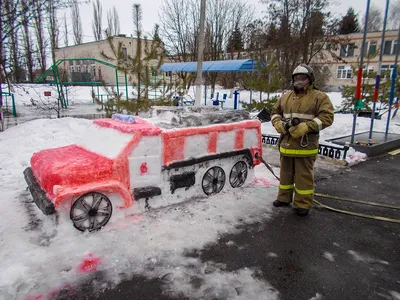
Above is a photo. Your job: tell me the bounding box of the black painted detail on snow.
[162,149,254,171]
[261,134,349,160]
[23,167,56,215]
[169,172,196,194]
[133,187,162,200]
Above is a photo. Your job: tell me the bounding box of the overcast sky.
[71,0,389,44]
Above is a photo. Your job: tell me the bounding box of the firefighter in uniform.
[271,64,334,216]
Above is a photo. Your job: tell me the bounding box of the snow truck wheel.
[70,192,113,232]
[229,161,248,188]
[202,166,226,196]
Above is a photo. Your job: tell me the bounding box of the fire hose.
[254,153,400,224]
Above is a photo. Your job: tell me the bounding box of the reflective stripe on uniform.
[280,184,294,190]
[295,187,314,195]
[271,114,282,122]
[280,147,318,156]
[313,117,323,131]
[283,113,315,120]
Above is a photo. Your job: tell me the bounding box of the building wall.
[311,30,399,88]
[55,36,158,85]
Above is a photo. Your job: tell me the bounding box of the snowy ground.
[1,84,400,299]
[0,117,281,300]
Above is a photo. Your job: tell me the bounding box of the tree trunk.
[22,0,34,82]
[0,0,4,130]
[34,0,47,74]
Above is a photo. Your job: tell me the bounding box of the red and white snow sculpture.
[24,114,262,231]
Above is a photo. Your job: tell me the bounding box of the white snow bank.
[0,117,280,300]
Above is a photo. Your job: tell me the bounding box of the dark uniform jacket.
[271,86,334,157]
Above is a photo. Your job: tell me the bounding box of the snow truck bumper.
[24,167,56,215]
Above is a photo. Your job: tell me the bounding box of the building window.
[384,40,392,55]
[381,65,390,78]
[69,60,74,66]
[368,41,377,56]
[363,65,375,77]
[70,66,74,73]
[382,65,397,78]
[337,66,352,79]
[340,44,355,57]
[339,45,346,57]
[393,40,398,55]
[363,41,369,55]
[122,47,127,60]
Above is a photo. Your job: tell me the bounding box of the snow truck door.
[128,135,162,193]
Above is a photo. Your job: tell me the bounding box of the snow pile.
[0,118,280,300]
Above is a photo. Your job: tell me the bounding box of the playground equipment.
[35,58,130,108]
[1,91,17,117]
[160,59,262,108]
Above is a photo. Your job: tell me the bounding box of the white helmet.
[292,64,315,84]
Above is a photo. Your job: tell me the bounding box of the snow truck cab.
[24,114,262,231]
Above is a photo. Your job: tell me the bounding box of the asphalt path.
[59,154,400,300]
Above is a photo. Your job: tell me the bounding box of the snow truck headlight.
[53,185,63,195]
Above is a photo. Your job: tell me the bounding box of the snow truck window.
[79,122,134,159]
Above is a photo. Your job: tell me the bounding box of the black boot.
[295,208,309,216]
[273,200,290,207]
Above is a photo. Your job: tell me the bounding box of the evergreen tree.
[94,4,174,116]
[226,26,244,53]
[338,8,360,34]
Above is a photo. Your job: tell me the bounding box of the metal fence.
[261,134,349,160]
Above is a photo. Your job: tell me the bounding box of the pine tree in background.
[226,26,244,53]
[338,8,360,35]
[94,4,174,116]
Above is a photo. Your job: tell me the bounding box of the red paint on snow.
[31,145,114,200]
[234,129,244,150]
[162,120,261,165]
[163,135,185,165]
[163,120,261,138]
[250,147,262,166]
[26,295,44,300]
[77,254,101,273]
[208,132,218,153]
[140,162,148,174]
[254,177,277,188]
[94,118,162,135]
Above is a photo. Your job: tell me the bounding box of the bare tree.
[48,0,60,50]
[113,6,120,35]
[21,0,35,81]
[389,0,400,29]
[205,0,255,91]
[64,13,69,46]
[159,0,254,91]
[106,6,120,36]
[33,0,47,73]
[71,0,83,44]
[92,0,102,41]
[0,0,4,131]
[133,3,142,102]
[258,0,337,87]
[363,5,382,32]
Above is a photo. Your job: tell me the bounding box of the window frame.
[383,40,392,55]
[336,65,353,79]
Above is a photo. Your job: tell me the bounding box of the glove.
[273,120,287,135]
[289,122,309,139]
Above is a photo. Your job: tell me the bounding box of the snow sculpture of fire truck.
[24,114,262,231]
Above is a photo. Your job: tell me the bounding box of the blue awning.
[159,59,262,73]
